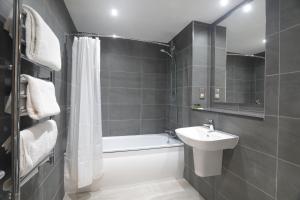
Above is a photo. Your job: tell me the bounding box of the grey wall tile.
[277,160,300,200]
[142,105,166,119]
[280,25,300,74]
[193,21,211,47]
[223,145,276,196]
[215,169,274,200]
[265,75,279,116]
[280,0,300,30]
[142,89,168,105]
[109,120,140,136]
[101,53,141,73]
[218,115,278,156]
[278,117,300,165]
[141,119,165,134]
[279,72,300,118]
[109,88,141,105]
[142,74,167,89]
[142,58,167,74]
[266,0,280,36]
[110,72,141,88]
[109,105,141,120]
[266,34,279,75]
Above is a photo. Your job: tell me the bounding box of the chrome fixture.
[160,49,173,57]
[203,120,215,131]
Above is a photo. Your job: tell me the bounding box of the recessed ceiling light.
[242,3,252,13]
[262,39,267,44]
[112,34,118,38]
[220,0,229,7]
[111,8,118,17]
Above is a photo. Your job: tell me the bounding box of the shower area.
[94,36,183,188]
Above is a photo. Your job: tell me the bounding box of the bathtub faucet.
[165,129,176,137]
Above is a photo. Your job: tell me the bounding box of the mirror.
[211,0,266,115]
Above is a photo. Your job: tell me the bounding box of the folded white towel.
[5,74,60,120]
[4,5,61,71]
[20,120,58,177]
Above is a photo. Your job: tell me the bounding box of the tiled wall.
[0,0,76,199]
[177,1,300,200]
[100,37,170,137]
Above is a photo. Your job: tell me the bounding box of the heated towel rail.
[4,2,56,199]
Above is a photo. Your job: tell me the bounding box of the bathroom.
[0,0,299,199]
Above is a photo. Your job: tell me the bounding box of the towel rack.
[10,3,56,199]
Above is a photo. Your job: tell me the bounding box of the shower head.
[160,49,172,58]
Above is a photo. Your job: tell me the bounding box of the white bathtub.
[101,134,184,188]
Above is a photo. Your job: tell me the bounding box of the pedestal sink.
[175,126,239,177]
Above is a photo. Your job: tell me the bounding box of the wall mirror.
[210,0,266,118]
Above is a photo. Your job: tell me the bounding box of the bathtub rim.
[102,134,184,153]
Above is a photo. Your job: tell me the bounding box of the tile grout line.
[223,167,276,199]
[275,0,281,198]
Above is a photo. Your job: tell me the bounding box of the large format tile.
[141,119,166,134]
[109,88,141,105]
[109,105,141,120]
[266,34,279,75]
[280,25,300,73]
[279,72,300,118]
[265,75,279,116]
[142,89,168,105]
[142,105,167,119]
[141,58,167,74]
[223,145,276,196]
[218,115,278,156]
[110,72,141,88]
[109,120,140,136]
[278,117,300,165]
[101,53,141,73]
[280,0,300,30]
[266,0,279,36]
[215,169,274,200]
[277,160,300,200]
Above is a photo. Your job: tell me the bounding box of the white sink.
[175,126,239,177]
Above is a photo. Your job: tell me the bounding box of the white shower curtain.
[64,37,103,194]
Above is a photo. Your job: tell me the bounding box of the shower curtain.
[64,37,103,194]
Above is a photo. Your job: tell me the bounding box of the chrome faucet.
[203,120,215,131]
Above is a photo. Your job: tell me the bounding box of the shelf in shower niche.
[0,57,12,70]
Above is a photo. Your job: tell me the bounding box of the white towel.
[5,74,60,120]
[4,5,61,71]
[20,120,58,177]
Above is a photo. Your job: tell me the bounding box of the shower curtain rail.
[66,32,170,47]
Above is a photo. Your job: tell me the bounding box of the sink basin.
[175,126,239,151]
[175,126,239,177]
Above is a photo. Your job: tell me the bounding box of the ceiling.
[219,0,266,55]
[64,0,244,43]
